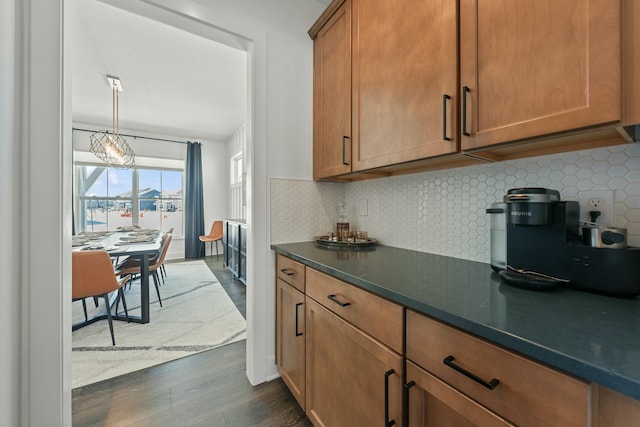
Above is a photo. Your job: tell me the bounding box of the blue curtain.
[184,141,205,258]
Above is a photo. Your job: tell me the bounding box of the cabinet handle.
[295,302,303,337]
[442,94,452,141]
[280,268,295,276]
[327,294,351,307]
[342,135,350,165]
[403,381,416,427]
[462,86,471,137]
[384,369,397,427]
[443,355,500,390]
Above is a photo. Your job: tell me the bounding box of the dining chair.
[116,231,171,285]
[116,233,173,307]
[159,227,174,282]
[199,220,223,257]
[72,250,131,346]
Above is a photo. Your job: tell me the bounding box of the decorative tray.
[315,236,377,247]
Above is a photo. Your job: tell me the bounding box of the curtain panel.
[184,141,204,258]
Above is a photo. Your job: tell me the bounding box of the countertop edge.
[272,244,640,400]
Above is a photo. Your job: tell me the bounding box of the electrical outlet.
[578,190,614,225]
[588,198,603,209]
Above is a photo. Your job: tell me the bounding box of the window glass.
[139,169,161,196]
[75,165,183,235]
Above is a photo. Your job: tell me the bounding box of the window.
[74,165,183,235]
[230,152,243,185]
[138,169,183,234]
[230,152,244,219]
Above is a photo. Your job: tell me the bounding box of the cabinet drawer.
[306,268,403,353]
[406,361,514,426]
[276,254,306,292]
[406,310,591,427]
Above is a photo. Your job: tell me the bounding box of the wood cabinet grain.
[277,253,306,293]
[312,0,352,179]
[460,0,621,151]
[405,361,514,426]
[275,252,640,426]
[406,309,591,427]
[276,278,306,410]
[351,0,459,171]
[306,267,403,353]
[305,297,403,427]
[309,0,635,180]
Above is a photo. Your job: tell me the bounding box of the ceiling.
[72,0,332,143]
[71,0,249,142]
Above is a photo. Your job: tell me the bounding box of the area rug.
[72,260,246,388]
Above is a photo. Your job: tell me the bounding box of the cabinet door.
[276,279,306,409]
[305,297,403,427]
[352,0,458,172]
[405,361,514,427]
[239,225,246,283]
[313,0,352,179]
[460,0,621,150]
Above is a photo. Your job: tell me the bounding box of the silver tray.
[315,236,377,247]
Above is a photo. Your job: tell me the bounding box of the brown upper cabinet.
[460,0,620,151]
[311,0,352,179]
[309,0,639,181]
[310,0,461,180]
[351,0,459,172]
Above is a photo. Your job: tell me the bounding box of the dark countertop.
[271,241,640,400]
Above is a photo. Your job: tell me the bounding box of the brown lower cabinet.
[405,309,591,426]
[275,254,640,426]
[276,278,306,409]
[405,361,513,426]
[305,297,403,427]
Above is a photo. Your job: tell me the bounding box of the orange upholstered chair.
[199,220,223,257]
[72,250,131,346]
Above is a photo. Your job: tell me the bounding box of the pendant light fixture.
[89,75,135,168]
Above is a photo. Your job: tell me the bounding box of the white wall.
[201,138,230,256]
[112,0,322,386]
[1,1,22,425]
[6,0,73,425]
[6,1,322,424]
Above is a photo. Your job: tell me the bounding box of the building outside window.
[74,165,183,235]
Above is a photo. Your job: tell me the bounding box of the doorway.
[69,0,255,386]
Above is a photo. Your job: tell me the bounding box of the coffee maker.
[496,188,640,297]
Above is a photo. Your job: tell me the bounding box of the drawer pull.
[444,355,499,390]
[384,370,396,427]
[280,268,295,276]
[295,302,303,337]
[327,294,351,307]
[403,381,416,427]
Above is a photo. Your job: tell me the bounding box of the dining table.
[72,229,163,325]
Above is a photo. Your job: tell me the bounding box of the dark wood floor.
[72,255,312,427]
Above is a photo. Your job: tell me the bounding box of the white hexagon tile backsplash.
[270,143,640,264]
